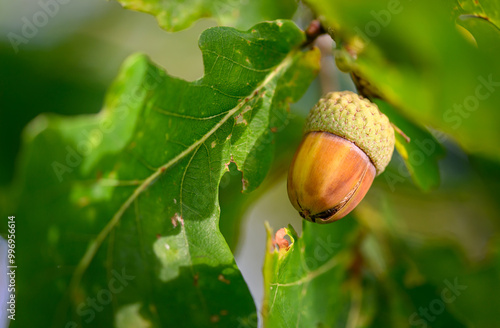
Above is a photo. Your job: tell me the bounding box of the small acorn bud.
[287,91,395,223]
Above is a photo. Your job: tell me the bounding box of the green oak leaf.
[307,0,500,162]
[456,0,500,31]
[403,242,500,328]
[263,215,473,328]
[357,177,500,328]
[375,99,445,192]
[7,20,319,327]
[116,0,298,32]
[220,115,306,250]
[263,173,499,328]
[454,0,500,58]
[263,219,359,327]
[457,14,500,56]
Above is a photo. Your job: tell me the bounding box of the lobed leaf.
[116,0,298,32]
[263,219,359,327]
[456,0,500,31]
[7,20,319,327]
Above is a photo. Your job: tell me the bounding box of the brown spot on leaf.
[210,315,220,323]
[241,178,249,191]
[218,274,230,284]
[171,216,178,228]
[193,273,199,286]
[171,213,183,227]
[235,113,248,125]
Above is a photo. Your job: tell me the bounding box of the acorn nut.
[287,91,395,223]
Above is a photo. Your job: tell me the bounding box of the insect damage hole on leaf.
[218,274,231,284]
[274,228,292,251]
[171,213,182,227]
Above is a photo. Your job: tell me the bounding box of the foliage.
[1,0,499,327]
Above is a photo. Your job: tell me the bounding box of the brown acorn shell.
[287,131,376,223]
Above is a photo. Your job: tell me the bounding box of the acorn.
[287,91,395,223]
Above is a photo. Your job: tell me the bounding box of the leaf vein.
[270,256,338,288]
[204,49,272,73]
[68,49,297,299]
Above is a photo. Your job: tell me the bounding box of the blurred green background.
[1,0,500,327]
[0,0,216,186]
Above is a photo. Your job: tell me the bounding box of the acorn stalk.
[287,91,395,223]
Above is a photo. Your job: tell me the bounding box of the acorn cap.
[304,91,394,175]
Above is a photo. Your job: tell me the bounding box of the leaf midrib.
[68,49,297,301]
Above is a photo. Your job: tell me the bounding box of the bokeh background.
[0,2,311,324]
[1,0,499,327]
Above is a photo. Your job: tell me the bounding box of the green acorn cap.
[305,91,395,175]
